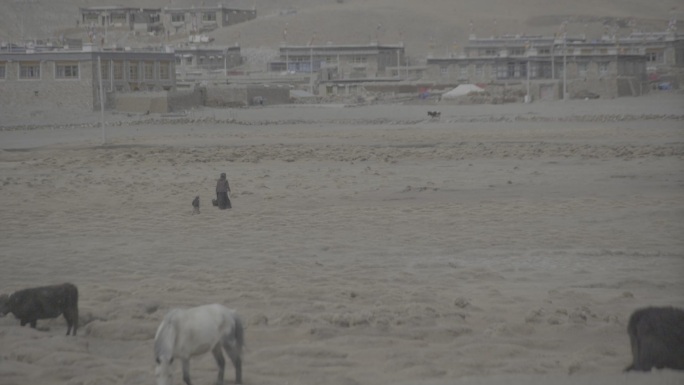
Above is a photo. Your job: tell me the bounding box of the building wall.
[0,59,95,110]
[1,51,176,111]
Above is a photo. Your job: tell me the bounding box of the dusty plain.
[1,94,683,384]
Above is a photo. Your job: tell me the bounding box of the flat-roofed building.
[425,33,651,99]
[79,6,162,33]
[269,43,405,79]
[174,45,242,76]
[162,5,256,35]
[0,46,176,110]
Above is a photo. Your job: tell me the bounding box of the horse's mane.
[154,309,179,358]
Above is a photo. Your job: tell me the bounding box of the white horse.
[154,304,244,385]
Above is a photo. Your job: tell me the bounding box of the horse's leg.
[181,358,193,385]
[212,343,226,385]
[222,338,242,384]
[30,319,37,328]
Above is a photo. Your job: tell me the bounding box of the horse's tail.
[154,310,178,359]
[234,314,245,354]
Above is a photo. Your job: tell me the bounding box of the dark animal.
[427,111,441,118]
[625,306,684,372]
[0,283,79,336]
[192,196,200,214]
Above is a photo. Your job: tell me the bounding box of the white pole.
[563,34,567,101]
[551,43,555,79]
[97,56,106,145]
[526,58,531,103]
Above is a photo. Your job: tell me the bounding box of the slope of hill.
[1,0,680,59]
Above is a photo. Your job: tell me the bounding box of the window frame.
[19,62,41,79]
[55,62,80,80]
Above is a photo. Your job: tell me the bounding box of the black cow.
[427,111,441,118]
[0,283,79,336]
[625,306,684,372]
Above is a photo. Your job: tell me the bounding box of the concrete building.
[162,5,257,36]
[0,46,176,111]
[174,45,242,77]
[269,43,405,79]
[79,5,256,35]
[425,34,650,100]
[80,6,162,33]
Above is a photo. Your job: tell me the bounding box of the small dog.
[192,196,200,214]
[427,111,441,119]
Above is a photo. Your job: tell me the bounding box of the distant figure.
[427,111,441,119]
[192,196,200,214]
[216,173,232,210]
[0,283,79,336]
[625,306,684,372]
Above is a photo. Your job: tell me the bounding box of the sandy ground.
[0,94,683,385]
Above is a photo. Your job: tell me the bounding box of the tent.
[442,84,485,99]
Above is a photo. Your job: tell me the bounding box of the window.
[507,62,516,78]
[598,62,609,76]
[113,61,123,80]
[538,62,552,78]
[202,12,216,22]
[497,63,508,79]
[112,13,127,24]
[646,50,663,63]
[0,62,5,79]
[484,48,497,56]
[578,62,588,77]
[538,48,550,55]
[159,62,170,79]
[529,62,538,78]
[459,65,468,78]
[171,13,184,22]
[129,61,139,80]
[144,61,154,80]
[440,66,448,77]
[56,62,79,79]
[351,56,367,64]
[19,62,40,79]
[475,64,484,77]
[100,61,110,79]
[510,48,525,56]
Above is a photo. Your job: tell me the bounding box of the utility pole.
[526,41,531,103]
[97,56,107,145]
[562,21,568,101]
[563,35,567,101]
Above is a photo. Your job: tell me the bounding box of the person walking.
[215,173,231,210]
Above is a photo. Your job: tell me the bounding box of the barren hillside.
[1,0,681,59]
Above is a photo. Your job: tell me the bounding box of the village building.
[174,45,242,78]
[79,5,256,35]
[162,5,256,36]
[270,43,405,78]
[425,34,652,100]
[424,27,684,100]
[79,6,163,33]
[268,43,407,96]
[0,45,176,111]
